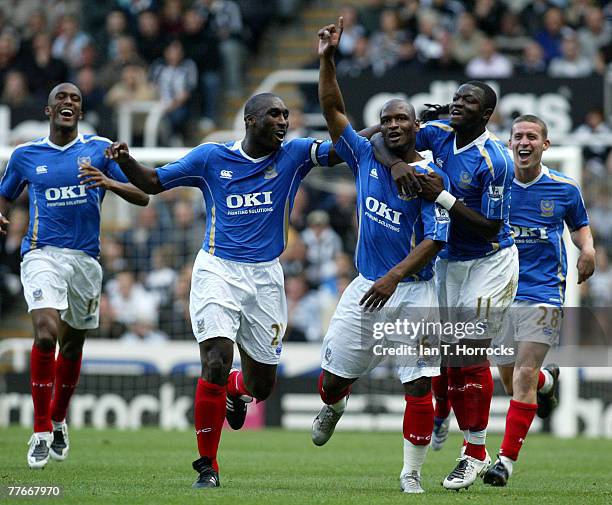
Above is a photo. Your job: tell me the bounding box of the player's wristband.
[435,190,456,210]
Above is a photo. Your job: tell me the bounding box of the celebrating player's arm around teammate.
[371,83,518,490]
[482,115,595,487]
[104,87,370,488]
[314,18,450,494]
[0,82,149,470]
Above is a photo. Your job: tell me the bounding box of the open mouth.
[517,149,531,162]
[274,130,286,142]
[450,108,463,119]
[388,132,402,141]
[59,108,75,119]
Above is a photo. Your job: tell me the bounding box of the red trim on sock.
[432,368,451,419]
[318,371,351,405]
[226,370,251,397]
[463,363,493,432]
[403,392,433,446]
[51,352,82,423]
[194,378,226,473]
[465,442,486,460]
[500,399,537,461]
[31,344,56,433]
[537,370,545,390]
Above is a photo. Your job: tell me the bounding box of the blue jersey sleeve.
[480,159,511,220]
[0,149,27,200]
[104,158,129,183]
[333,123,371,176]
[156,143,214,189]
[565,184,589,231]
[421,169,450,241]
[415,122,437,152]
[284,137,333,180]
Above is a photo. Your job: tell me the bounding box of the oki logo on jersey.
[226,191,273,208]
[365,197,401,225]
[511,225,548,240]
[44,185,88,201]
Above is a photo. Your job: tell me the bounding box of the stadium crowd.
[0,0,611,341]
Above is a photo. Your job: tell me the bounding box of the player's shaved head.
[512,114,548,138]
[464,80,497,113]
[244,93,284,119]
[380,99,415,121]
[48,82,82,105]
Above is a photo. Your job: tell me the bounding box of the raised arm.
[570,225,596,284]
[318,17,349,143]
[105,142,165,195]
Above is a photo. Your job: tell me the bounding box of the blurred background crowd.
[0,0,611,343]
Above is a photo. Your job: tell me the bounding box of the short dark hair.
[244,93,281,119]
[465,80,497,113]
[512,114,548,138]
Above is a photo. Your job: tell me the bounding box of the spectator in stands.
[161,0,184,38]
[466,36,513,78]
[102,10,129,62]
[149,39,198,143]
[413,10,443,66]
[368,9,411,76]
[425,29,463,72]
[181,7,221,128]
[0,70,39,127]
[105,63,157,144]
[588,190,612,251]
[0,31,18,86]
[301,210,342,288]
[336,4,366,60]
[516,41,547,75]
[574,106,611,164]
[169,199,201,268]
[88,294,125,340]
[0,205,27,284]
[281,231,308,278]
[328,186,357,254]
[136,10,168,64]
[495,11,531,62]
[578,7,612,61]
[337,35,372,77]
[285,274,323,342]
[159,264,193,340]
[236,0,275,54]
[535,7,571,64]
[98,35,146,90]
[398,0,419,35]
[473,0,506,37]
[106,269,160,326]
[145,244,177,304]
[17,9,48,59]
[290,186,310,231]
[51,14,92,70]
[358,0,386,36]
[120,205,165,273]
[586,248,612,308]
[21,32,68,103]
[100,235,129,284]
[120,305,169,343]
[421,0,464,33]
[548,34,593,77]
[451,12,486,66]
[196,0,245,98]
[76,67,107,130]
[519,0,553,36]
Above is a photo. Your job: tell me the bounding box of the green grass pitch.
[1,427,611,504]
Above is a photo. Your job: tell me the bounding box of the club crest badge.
[77,156,91,168]
[458,170,472,189]
[264,165,278,179]
[540,199,555,217]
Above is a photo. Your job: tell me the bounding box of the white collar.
[230,140,272,163]
[453,129,489,155]
[44,134,83,151]
[513,165,547,188]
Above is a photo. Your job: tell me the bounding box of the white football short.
[20,246,103,330]
[435,245,519,342]
[491,299,563,365]
[321,275,440,384]
[190,250,287,365]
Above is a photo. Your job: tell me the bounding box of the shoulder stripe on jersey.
[548,173,579,188]
[477,145,495,176]
[428,121,454,132]
[83,135,113,144]
[310,140,323,167]
[13,138,46,150]
[200,179,216,255]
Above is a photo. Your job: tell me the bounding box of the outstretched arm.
[105,142,165,195]
[360,239,444,311]
[318,17,349,144]
[571,225,596,284]
[417,172,501,241]
[78,163,149,206]
[326,124,381,166]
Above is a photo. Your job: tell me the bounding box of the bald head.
[48,82,82,106]
[380,99,415,121]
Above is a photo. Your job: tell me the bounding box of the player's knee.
[321,373,348,398]
[403,376,431,397]
[247,377,275,401]
[33,317,59,351]
[201,352,230,386]
[513,367,539,396]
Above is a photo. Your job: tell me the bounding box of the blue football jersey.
[155,138,331,263]
[0,134,129,258]
[511,166,589,306]
[335,124,450,282]
[416,120,514,261]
